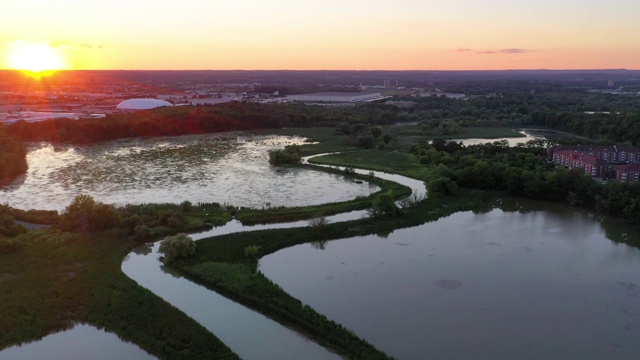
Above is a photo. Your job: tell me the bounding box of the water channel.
[121,162,427,360]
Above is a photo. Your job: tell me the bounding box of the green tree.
[0,127,28,184]
[59,194,120,232]
[158,233,196,264]
[368,192,400,217]
[244,245,262,259]
[268,145,301,165]
[426,176,458,197]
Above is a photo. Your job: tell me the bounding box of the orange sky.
[2,0,639,70]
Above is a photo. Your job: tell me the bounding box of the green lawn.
[309,149,432,181]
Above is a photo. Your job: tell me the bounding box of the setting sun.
[7,42,66,73]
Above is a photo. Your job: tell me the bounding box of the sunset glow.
[1,0,639,70]
[6,42,67,73]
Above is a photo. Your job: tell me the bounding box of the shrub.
[426,176,458,197]
[268,145,301,165]
[167,215,183,228]
[180,200,193,212]
[308,215,329,233]
[368,192,399,217]
[158,233,196,264]
[244,245,262,259]
[122,214,144,230]
[133,225,152,241]
[59,195,121,232]
[0,238,22,254]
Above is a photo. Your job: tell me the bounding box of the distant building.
[614,163,640,182]
[116,99,174,111]
[552,150,607,177]
[285,92,386,105]
[548,145,640,164]
[418,92,467,100]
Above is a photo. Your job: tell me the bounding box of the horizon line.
[1,68,638,72]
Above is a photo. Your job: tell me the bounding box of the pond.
[260,198,640,360]
[0,324,155,360]
[453,128,574,146]
[0,133,378,211]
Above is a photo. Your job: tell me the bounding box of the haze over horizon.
[2,0,639,71]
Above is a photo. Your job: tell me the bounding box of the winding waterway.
[121,162,427,359]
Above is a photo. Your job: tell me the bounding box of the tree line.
[0,127,27,184]
[2,87,639,186]
[414,139,640,224]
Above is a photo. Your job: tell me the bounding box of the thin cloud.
[477,48,529,55]
[498,48,528,54]
[454,48,530,54]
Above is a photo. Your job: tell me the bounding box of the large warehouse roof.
[285,92,385,103]
[116,99,174,110]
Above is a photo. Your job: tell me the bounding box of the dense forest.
[6,87,640,145]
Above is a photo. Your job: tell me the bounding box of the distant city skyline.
[2,0,639,71]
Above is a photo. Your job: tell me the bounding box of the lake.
[1,134,378,211]
[260,198,640,360]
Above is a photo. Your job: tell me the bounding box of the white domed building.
[116,99,174,111]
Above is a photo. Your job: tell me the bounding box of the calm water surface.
[1,134,377,211]
[454,128,572,146]
[260,200,640,360]
[122,237,341,360]
[455,133,534,146]
[0,324,155,360]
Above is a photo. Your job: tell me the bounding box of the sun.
[7,42,67,75]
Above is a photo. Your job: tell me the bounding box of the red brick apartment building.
[615,163,640,182]
[548,145,640,164]
[549,144,640,181]
[552,150,608,177]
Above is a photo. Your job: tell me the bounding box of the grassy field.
[309,149,431,181]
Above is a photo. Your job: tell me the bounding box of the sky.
[1,0,639,70]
